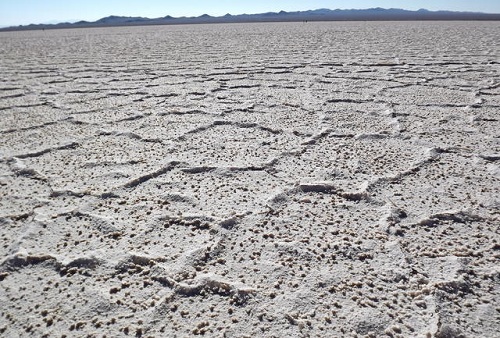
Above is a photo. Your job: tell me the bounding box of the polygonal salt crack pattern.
[0,21,499,338]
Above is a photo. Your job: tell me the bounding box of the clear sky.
[1,0,499,27]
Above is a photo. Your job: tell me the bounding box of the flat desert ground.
[0,21,499,337]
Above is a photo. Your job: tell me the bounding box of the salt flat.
[0,21,499,337]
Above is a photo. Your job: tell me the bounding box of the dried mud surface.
[0,22,499,337]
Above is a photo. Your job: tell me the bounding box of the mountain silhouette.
[2,8,499,31]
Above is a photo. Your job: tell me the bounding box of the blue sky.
[1,0,499,27]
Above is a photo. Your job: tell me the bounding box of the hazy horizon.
[1,0,500,27]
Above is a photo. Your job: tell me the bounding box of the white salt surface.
[0,21,499,337]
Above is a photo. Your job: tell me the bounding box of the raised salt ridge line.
[173,273,255,302]
[0,251,104,274]
[3,141,80,160]
[123,161,187,188]
[412,209,486,227]
[8,158,46,180]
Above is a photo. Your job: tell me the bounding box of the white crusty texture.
[0,22,499,337]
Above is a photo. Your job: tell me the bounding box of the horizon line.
[2,7,499,29]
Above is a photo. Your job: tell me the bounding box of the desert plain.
[0,21,499,337]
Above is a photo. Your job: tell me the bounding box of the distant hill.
[2,8,499,31]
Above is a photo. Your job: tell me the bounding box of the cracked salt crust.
[0,21,499,337]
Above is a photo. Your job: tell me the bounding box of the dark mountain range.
[2,8,499,31]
